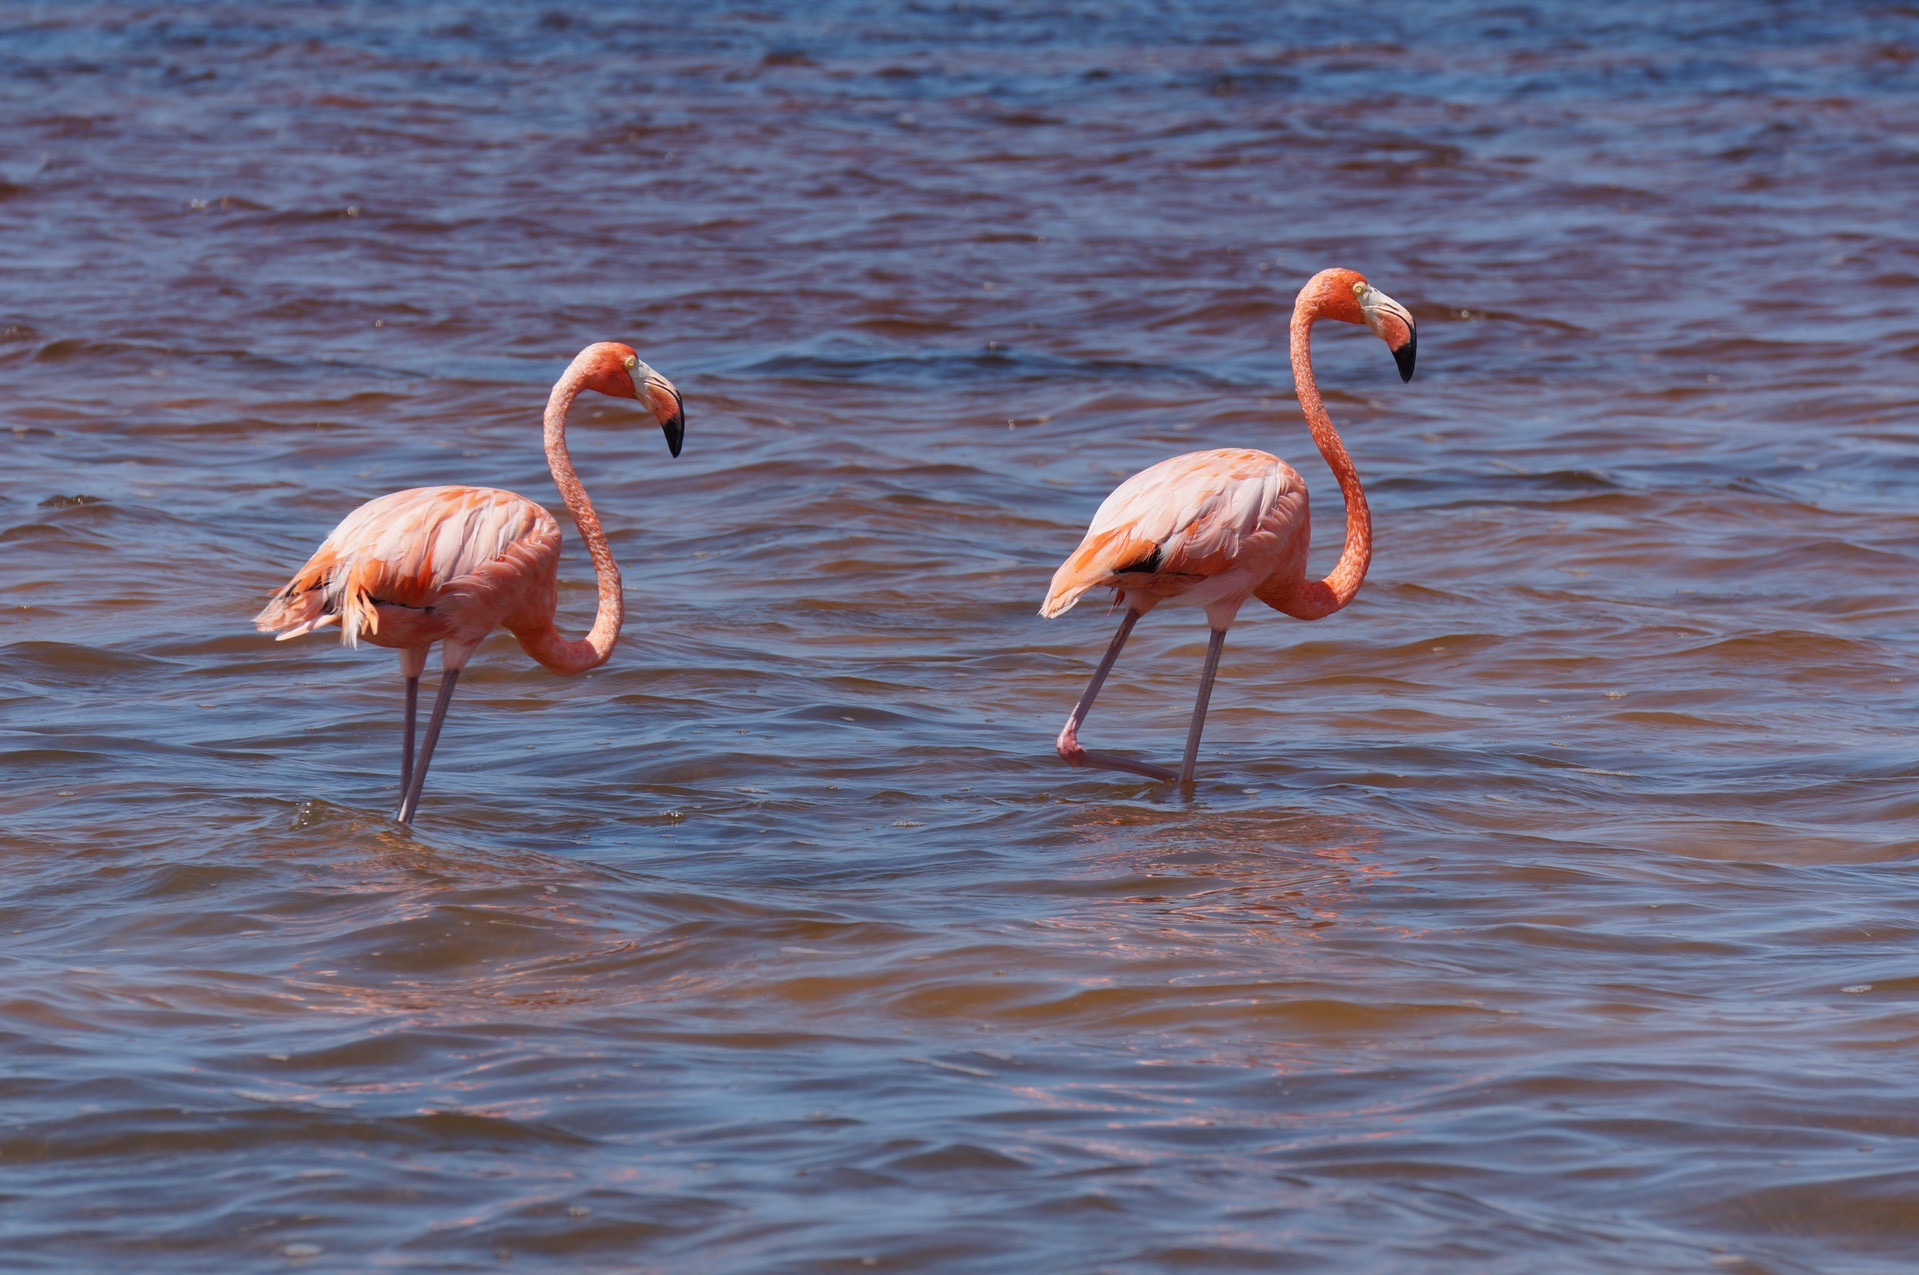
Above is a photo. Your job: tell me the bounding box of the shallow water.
[4,2,1919,1271]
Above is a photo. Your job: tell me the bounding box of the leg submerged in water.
[1177,627,1228,788]
[1055,608,1178,782]
[396,668,461,826]
[397,647,428,812]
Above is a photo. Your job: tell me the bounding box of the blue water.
[4,2,1919,1271]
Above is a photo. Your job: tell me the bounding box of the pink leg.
[396,669,460,826]
[1055,609,1178,782]
[399,676,419,802]
[1177,627,1228,788]
[397,649,427,807]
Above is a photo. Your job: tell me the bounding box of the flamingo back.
[1041,449,1307,618]
[256,486,559,648]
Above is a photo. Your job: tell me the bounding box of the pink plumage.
[1041,268,1418,787]
[256,342,686,825]
[1042,448,1310,627]
[258,485,561,653]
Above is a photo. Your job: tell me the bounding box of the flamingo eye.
[623,355,638,371]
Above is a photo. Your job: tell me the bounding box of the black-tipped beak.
[661,403,685,458]
[1358,284,1417,384]
[645,380,685,457]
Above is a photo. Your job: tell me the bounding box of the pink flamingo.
[1041,268,1416,788]
[255,342,685,824]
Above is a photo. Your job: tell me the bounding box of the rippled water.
[5,2,1919,1270]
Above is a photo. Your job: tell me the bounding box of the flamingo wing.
[1041,449,1301,617]
[256,485,559,647]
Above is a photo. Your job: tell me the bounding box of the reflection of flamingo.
[1041,268,1416,788]
[256,342,686,824]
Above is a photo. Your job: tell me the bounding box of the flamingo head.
[577,342,686,457]
[1302,268,1417,383]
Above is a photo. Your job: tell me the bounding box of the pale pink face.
[580,342,686,456]
[1305,268,1417,382]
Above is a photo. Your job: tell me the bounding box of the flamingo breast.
[1042,448,1310,619]
[255,485,562,650]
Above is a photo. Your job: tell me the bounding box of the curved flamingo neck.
[518,362,624,674]
[1269,295,1372,621]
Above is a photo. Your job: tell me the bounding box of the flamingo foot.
[1056,724,1178,782]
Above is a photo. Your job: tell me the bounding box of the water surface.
[4,2,1919,1271]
